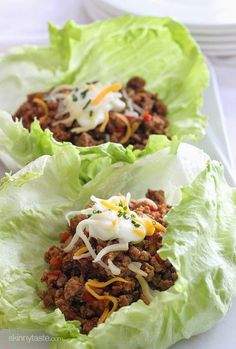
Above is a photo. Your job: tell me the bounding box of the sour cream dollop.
[51,82,125,133]
[63,193,165,276]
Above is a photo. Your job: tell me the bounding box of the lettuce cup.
[0,15,208,172]
[0,137,235,349]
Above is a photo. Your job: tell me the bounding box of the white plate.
[197,42,236,50]
[197,61,235,185]
[94,0,236,28]
[83,0,112,21]
[88,0,236,36]
[203,49,236,56]
[193,34,236,43]
[84,4,236,56]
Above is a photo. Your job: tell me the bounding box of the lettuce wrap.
[0,137,235,349]
[0,15,208,172]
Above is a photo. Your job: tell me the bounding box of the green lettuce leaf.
[0,111,135,182]
[0,140,235,349]
[0,15,208,171]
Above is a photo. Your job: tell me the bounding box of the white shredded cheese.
[128,262,148,277]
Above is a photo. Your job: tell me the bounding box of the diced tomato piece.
[83,291,95,304]
[115,131,123,139]
[47,270,61,277]
[126,115,135,122]
[60,231,71,243]
[143,111,152,123]
[49,256,62,268]
[155,254,165,265]
[116,127,125,133]
[149,205,157,211]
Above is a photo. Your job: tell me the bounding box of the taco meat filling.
[14,77,168,149]
[39,190,177,334]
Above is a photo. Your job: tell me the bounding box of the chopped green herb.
[92,209,102,215]
[131,220,140,228]
[89,110,94,117]
[72,94,78,102]
[86,80,98,85]
[80,89,88,99]
[82,99,91,110]
[118,201,128,211]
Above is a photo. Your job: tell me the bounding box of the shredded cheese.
[92,83,122,106]
[133,227,146,238]
[130,120,141,135]
[128,262,148,277]
[74,246,88,257]
[93,242,128,263]
[85,283,118,317]
[86,277,128,288]
[114,113,132,144]
[99,111,110,132]
[153,221,166,232]
[73,252,91,261]
[108,259,120,275]
[85,277,129,324]
[100,200,120,211]
[98,305,110,325]
[33,98,48,121]
[135,274,154,304]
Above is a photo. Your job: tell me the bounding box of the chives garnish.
[92,209,102,214]
[80,89,88,99]
[89,110,94,117]
[82,99,91,110]
[72,94,78,102]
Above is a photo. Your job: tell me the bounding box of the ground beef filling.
[39,190,177,334]
[14,77,168,149]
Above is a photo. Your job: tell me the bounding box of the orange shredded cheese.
[85,277,129,324]
[114,113,132,145]
[74,246,88,257]
[87,277,129,288]
[134,216,166,236]
[152,220,166,232]
[99,111,110,132]
[91,83,122,106]
[100,200,120,211]
[33,97,49,121]
[130,120,140,135]
[85,283,118,313]
[133,227,146,238]
[98,305,110,325]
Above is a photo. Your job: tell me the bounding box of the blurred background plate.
[84,0,236,56]
[91,0,236,27]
